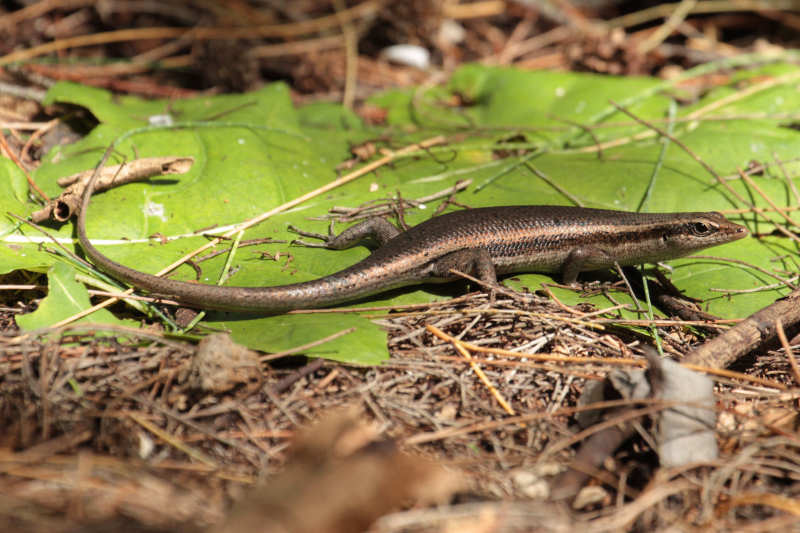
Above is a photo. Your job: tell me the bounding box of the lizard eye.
[689,221,713,236]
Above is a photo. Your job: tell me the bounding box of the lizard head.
[658,212,748,257]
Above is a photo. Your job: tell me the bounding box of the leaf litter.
[2,284,799,531]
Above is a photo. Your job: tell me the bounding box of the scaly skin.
[77,175,748,313]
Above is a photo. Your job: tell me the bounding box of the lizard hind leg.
[429,248,499,304]
[289,217,402,250]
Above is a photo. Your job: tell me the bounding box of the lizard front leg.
[560,246,614,284]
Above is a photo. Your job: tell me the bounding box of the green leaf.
[447,64,672,145]
[15,262,136,330]
[0,158,55,274]
[212,312,388,365]
[5,65,800,362]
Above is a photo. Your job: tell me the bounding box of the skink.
[76,179,748,313]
